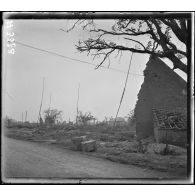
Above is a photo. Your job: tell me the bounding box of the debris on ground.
[81,140,97,152]
[4,126,187,176]
[146,143,187,155]
[71,136,87,151]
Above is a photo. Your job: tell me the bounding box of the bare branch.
[82,19,94,30]
[118,50,123,64]
[177,49,187,57]
[90,28,152,37]
[160,19,187,44]
[95,49,115,69]
[66,20,81,32]
[114,49,120,58]
[66,19,90,32]
[67,18,187,73]
[76,38,164,57]
[107,55,111,68]
[124,37,146,50]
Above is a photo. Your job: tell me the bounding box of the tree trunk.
[168,55,187,73]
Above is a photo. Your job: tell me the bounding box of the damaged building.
[134,57,187,147]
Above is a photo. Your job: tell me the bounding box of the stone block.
[81,140,96,152]
[71,136,87,151]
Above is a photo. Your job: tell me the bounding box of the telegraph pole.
[76,83,80,125]
[113,52,134,127]
[38,77,45,123]
[49,93,52,110]
[25,111,27,122]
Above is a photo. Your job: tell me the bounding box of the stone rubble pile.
[71,136,96,152]
[81,140,96,152]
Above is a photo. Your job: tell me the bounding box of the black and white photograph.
[1,12,194,184]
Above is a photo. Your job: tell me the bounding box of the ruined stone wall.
[157,129,187,147]
[135,83,154,139]
[135,57,187,139]
[153,108,187,147]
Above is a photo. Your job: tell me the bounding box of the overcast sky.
[2,19,187,122]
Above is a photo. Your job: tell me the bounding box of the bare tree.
[44,108,63,125]
[127,109,136,125]
[67,18,188,73]
[77,111,95,125]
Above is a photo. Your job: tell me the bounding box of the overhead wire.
[15,41,144,77]
[6,40,145,121]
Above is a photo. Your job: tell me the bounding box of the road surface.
[2,137,180,183]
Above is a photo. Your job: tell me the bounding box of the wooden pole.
[25,111,27,122]
[113,52,134,127]
[49,93,52,110]
[76,83,80,125]
[38,77,45,123]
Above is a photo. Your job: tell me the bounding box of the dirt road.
[2,137,181,182]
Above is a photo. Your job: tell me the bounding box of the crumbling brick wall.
[153,108,187,147]
[134,57,187,140]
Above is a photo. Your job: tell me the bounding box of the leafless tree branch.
[124,37,146,50]
[67,18,188,73]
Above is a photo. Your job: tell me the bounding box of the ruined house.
[134,57,187,147]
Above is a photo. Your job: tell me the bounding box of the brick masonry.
[153,107,187,147]
[134,57,187,145]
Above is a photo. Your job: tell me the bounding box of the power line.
[15,41,144,77]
